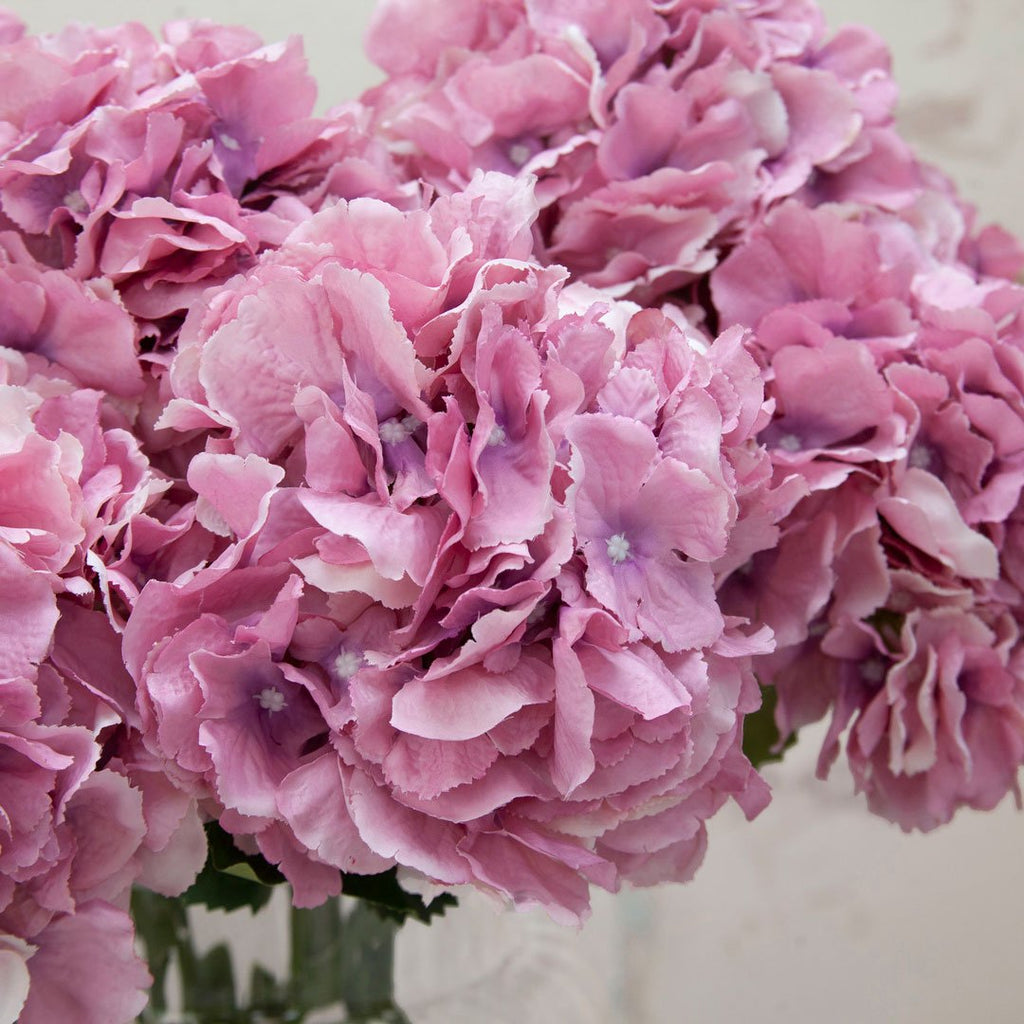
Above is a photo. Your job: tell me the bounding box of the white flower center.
[380,418,411,445]
[487,425,508,447]
[777,433,802,453]
[219,132,241,151]
[606,532,632,564]
[255,687,287,713]
[63,190,88,214]
[508,143,531,166]
[333,650,363,679]
[909,443,934,470]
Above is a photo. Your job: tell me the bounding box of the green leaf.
[181,861,276,914]
[180,821,285,914]
[205,820,287,885]
[179,824,456,925]
[341,867,457,925]
[742,684,797,769]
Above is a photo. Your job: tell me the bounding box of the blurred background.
[7,2,1024,1020]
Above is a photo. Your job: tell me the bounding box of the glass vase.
[132,888,409,1024]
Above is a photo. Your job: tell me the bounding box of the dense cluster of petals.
[363,0,1024,831]
[0,168,205,1021]
[127,172,777,921]
[362,0,911,301]
[714,198,1024,829]
[4,3,1024,1020]
[0,13,411,334]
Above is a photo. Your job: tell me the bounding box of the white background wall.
[7,2,1024,1021]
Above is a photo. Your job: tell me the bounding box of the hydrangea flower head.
[130,171,778,921]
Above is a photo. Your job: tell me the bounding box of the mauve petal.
[195,646,322,818]
[321,263,433,419]
[429,170,538,273]
[64,772,146,905]
[199,268,342,458]
[448,53,590,141]
[458,828,594,926]
[393,756,550,824]
[134,618,228,774]
[768,336,893,452]
[134,799,207,898]
[634,457,732,563]
[601,827,707,887]
[878,469,998,580]
[464,319,555,548]
[576,642,691,720]
[197,37,318,180]
[712,201,880,329]
[344,770,473,884]
[1,264,142,397]
[766,63,862,198]
[276,755,391,874]
[49,604,138,729]
[0,543,58,683]
[298,493,442,585]
[284,200,447,331]
[366,0,487,75]
[296,388,371,496]
[293,552,421,610]
[391,658,553,741]
[383,732,499,798]
[551,636,596,796]
[100,200,247,276]
[254,823,343,909]
[18,903,150,1024]
[631,556,724,653]
[567,411,656,530]
[187,451,285,538]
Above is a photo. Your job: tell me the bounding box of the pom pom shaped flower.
[128,173,777,921]
[714,197,1024,829]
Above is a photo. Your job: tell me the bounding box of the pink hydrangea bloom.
[714,195,1024,828]
[0,15,413,333]
[0,713,159,1024]
[361,0,927,301]
[127,174,778,921]
[0,234,205,1021]
[3,4,1022,1006]
[13,902,150,1024]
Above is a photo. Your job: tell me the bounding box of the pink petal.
[391,657,553,741]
